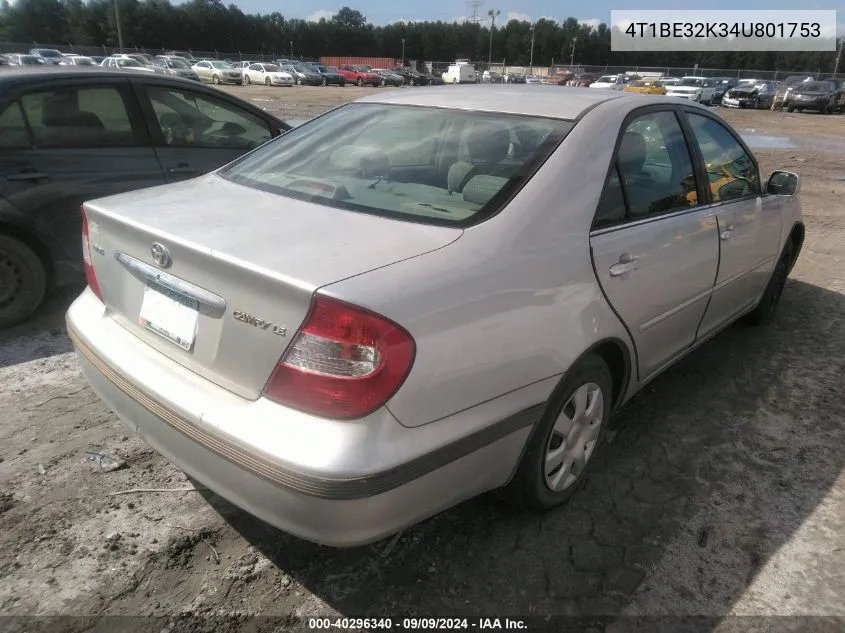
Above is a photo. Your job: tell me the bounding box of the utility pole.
[487,8,500,68]
[113,0,124,52]
[569,37,577,68]
[401,38,406,65]
[290,41,293,58]
[529,23,535,73]
[834,38,844,77]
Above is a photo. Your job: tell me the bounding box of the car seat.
[447,124,512,194]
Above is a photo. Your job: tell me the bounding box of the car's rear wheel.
[356,78,363,86]
[409,78,416,86]
[212,74,219,84]
[296,78,302,86]
[745,241,793,326]
[243,74,250,85]
[321,77,327,86]
[505,354,612,510]
[0,235,47,330]
[265,77,271,86]
[380,78,385,87]
[339,82,345,87]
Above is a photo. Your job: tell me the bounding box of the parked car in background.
[338,65,381,86]
[58,55,99,67]
[659,77,680,87]
[787,80,844,113]
[482,70,505,84]
[0,68,291,328]
[127,53,157,66]
[163,51,198,64]
[0,54,9,66]
[710,78,739,104]
[29,48,64,64]
[310,65,346,86]
[6,54,48,66]
[193,60,243,85]
[278,64,323,86]
[526,74,542,84]
[391,66,428,86]
[230,61,255,70]
[101,56,157,73]
[623,79,666,95]
[66,87,803,548]
[665,76,716,102]
[442,63,477,84]
[722,81,777,109]
[243,63,294,86]
[589,74,628,90]
[505,72,526,84]
[372,69,404,87]
[90,55,106,65]
[773,75,815,109]
[153,56,200,81]
[425,71,444,85]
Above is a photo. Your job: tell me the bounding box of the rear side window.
[686,113,759,202]
[0,102,30,148]
[19,86,138,148]
[221,103,572,226]
[594,110,698,227]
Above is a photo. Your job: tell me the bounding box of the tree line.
[0,0,841,72]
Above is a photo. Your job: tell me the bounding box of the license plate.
[139,281,199,351]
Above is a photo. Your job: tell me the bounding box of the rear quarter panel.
[321,99,637,427]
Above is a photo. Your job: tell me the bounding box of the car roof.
[356,85,681,120]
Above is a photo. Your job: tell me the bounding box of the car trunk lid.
[84,174,461,400]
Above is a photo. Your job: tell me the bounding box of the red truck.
[337,65,382,87]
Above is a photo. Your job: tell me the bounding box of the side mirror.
[766,170,800,196]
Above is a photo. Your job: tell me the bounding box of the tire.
[505,354,612,511]
[265,77,271,86]
[0,235,47,330]
[380,79,385,87]
[212,74,219,84]
[786,104,794,112]
[745,241,793,326]
[296,78,302,86]
[409,78,416,86]
[321,77,327,86]
[339,82,345,87]
[356,78,363,86]
[243,74,250,85]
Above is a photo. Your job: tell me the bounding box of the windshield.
[75,57,96,65]
[315,66,330,73]
[679,78,703,86]
[294,65,312,73]
[796,82,829,93]
[168,59,189,68]
[597,76,617,83]
[264,64,282,72]
[221,103,572,227]
[210,61,232,69]
[37,50,63,58]
[117,59,142,67]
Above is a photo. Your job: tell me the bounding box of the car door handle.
[167,164,198,175]
[6,171,50,181]
[609,254,639,278]
[720,225,734,241]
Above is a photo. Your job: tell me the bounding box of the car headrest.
[465,125,511,164]
[462,174,508,206]
[618,131,647,174]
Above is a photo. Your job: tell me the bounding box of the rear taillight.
[262,296,415,420]
[80,206,103,301]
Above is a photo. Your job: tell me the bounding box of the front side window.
[221,103,572,226]
[0,102,30,149]
[686,113,759,202]
[146,86,272,149]
[595,110,698,226]
[20,86,137,148]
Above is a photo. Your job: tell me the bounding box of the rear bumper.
[67,289,538,546]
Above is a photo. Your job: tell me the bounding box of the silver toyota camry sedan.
[67,86,803,547]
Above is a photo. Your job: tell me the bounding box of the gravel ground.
[1,90,844,632]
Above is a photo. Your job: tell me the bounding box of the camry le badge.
[150,242,172,269]
[233,310,287,337]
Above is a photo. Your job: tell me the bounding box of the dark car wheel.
[0,235,47,330]
[356,78,363,86]
[321,77,327,86]
[244,74,250,85]
[786,104,794,112]
[265,77,271,86]
[296,78,302,86]
[212,74,219,84]
[339,81,345,87]
[409,78,416,86]
[504,354,612,510]
[745,241,793,326]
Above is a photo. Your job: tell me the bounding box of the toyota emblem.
[150,242,172,268]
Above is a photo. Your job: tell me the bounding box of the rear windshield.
[263,64,281,72]
[679,78,703,86]
[597,76,617,83]
[117,58,142,67]
[796,82,829,93]
[210,61,232,69]
[221,103,572,226]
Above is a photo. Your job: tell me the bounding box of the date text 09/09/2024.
[308,618,528,630]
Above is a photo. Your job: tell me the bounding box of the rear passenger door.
[590,107,720,380]
[133,81,275,182]
[0,77,164,266]
[683,110,782,336]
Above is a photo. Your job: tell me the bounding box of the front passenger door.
[590,108,720,380]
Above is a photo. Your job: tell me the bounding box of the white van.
[443,63,477,84]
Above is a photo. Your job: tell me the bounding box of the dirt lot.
[2,87,845,631]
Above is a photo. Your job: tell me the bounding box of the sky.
[213,0,843,36]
